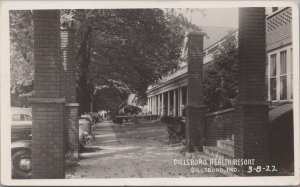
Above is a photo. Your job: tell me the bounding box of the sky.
[176,8,239,49]
[180,8,239,29]
[181,8,273,28]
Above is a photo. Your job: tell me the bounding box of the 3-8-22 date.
[247,165,277,173]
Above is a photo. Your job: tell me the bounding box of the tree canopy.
[10,10,33,95]
[61,9,202,113]
[203,32,238,112]
[10,9,203,112]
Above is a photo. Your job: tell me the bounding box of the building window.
[270,54,277,100]
[268,46,293,102]
[280,50,287,100]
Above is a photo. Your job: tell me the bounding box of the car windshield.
[12,114,32,121]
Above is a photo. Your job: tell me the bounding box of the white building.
[146,7,293,116]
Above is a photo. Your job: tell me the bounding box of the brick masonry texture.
[33,11,61,99]
[64,106,79,156]
[269,111,294,172]
[60,30,77,103]
[32,10,65,179]
[60,29,79,157]
[206,109,237,146]
[235,8,269,176]
[187,34,204,105]
[185,33,206,152]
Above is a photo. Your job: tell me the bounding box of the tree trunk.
[78,31,92,114]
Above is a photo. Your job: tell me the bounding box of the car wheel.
[12,149,31,179]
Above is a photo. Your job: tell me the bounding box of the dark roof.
[269,103,293,121]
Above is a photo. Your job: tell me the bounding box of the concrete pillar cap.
[187,32,205,37]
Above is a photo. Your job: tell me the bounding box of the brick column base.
[185,105,206,152]
[30,98,65,179]
[64,103,79,159]
[234,103,269,176]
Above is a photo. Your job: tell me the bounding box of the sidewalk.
[67,120,141,178]
[66,120,224,178]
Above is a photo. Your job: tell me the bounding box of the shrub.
[132,116,140,124]
[112,117,122,124]
[160,115,175,124]
[161,116,185,142]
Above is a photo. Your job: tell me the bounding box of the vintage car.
[11,107,32,179]
[79,118,94,147]
[11,108,93,179]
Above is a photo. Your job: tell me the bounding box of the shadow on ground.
[66,120,224,178]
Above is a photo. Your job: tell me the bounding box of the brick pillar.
[235,8,269,176]
[185,32,206,152]
[60,29,79,159]
[31,10,65,178]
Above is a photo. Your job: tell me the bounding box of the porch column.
[158,95,161,116]
[235,8,269,176]
[150,97,152,114]
[154,95,157,115]
[156,95,158,115]
[149,97,151,114]
[178,87,182,116]
[186,88,188,104]
[157,95,159,116]
[173,89,176,116]
[185,32,206,152]
[167,91,170,115]
[177,87,181,116]
[161,93,164,116]
[153,96,155,115]
[31,10,65,178]
[157,95,159,115]
[151,96,154,115]
[152,96,154,115]
[147,97,150,113]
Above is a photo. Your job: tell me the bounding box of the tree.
[10,9,203,112]
[62,9,202,113]
[93,86,129,114]
[9,10,34,106]
[9,10,34,95]
[203,32,238,112]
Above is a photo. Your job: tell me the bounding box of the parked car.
[89,112,103,123]
[11,107,32,179]
[80,114,95,125]
[11,108,91,179]
[79,114,96,143]
[79,119,94,148]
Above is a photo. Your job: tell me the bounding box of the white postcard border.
[1,0,299,186]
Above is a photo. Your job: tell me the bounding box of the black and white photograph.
[0,0,299,186]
